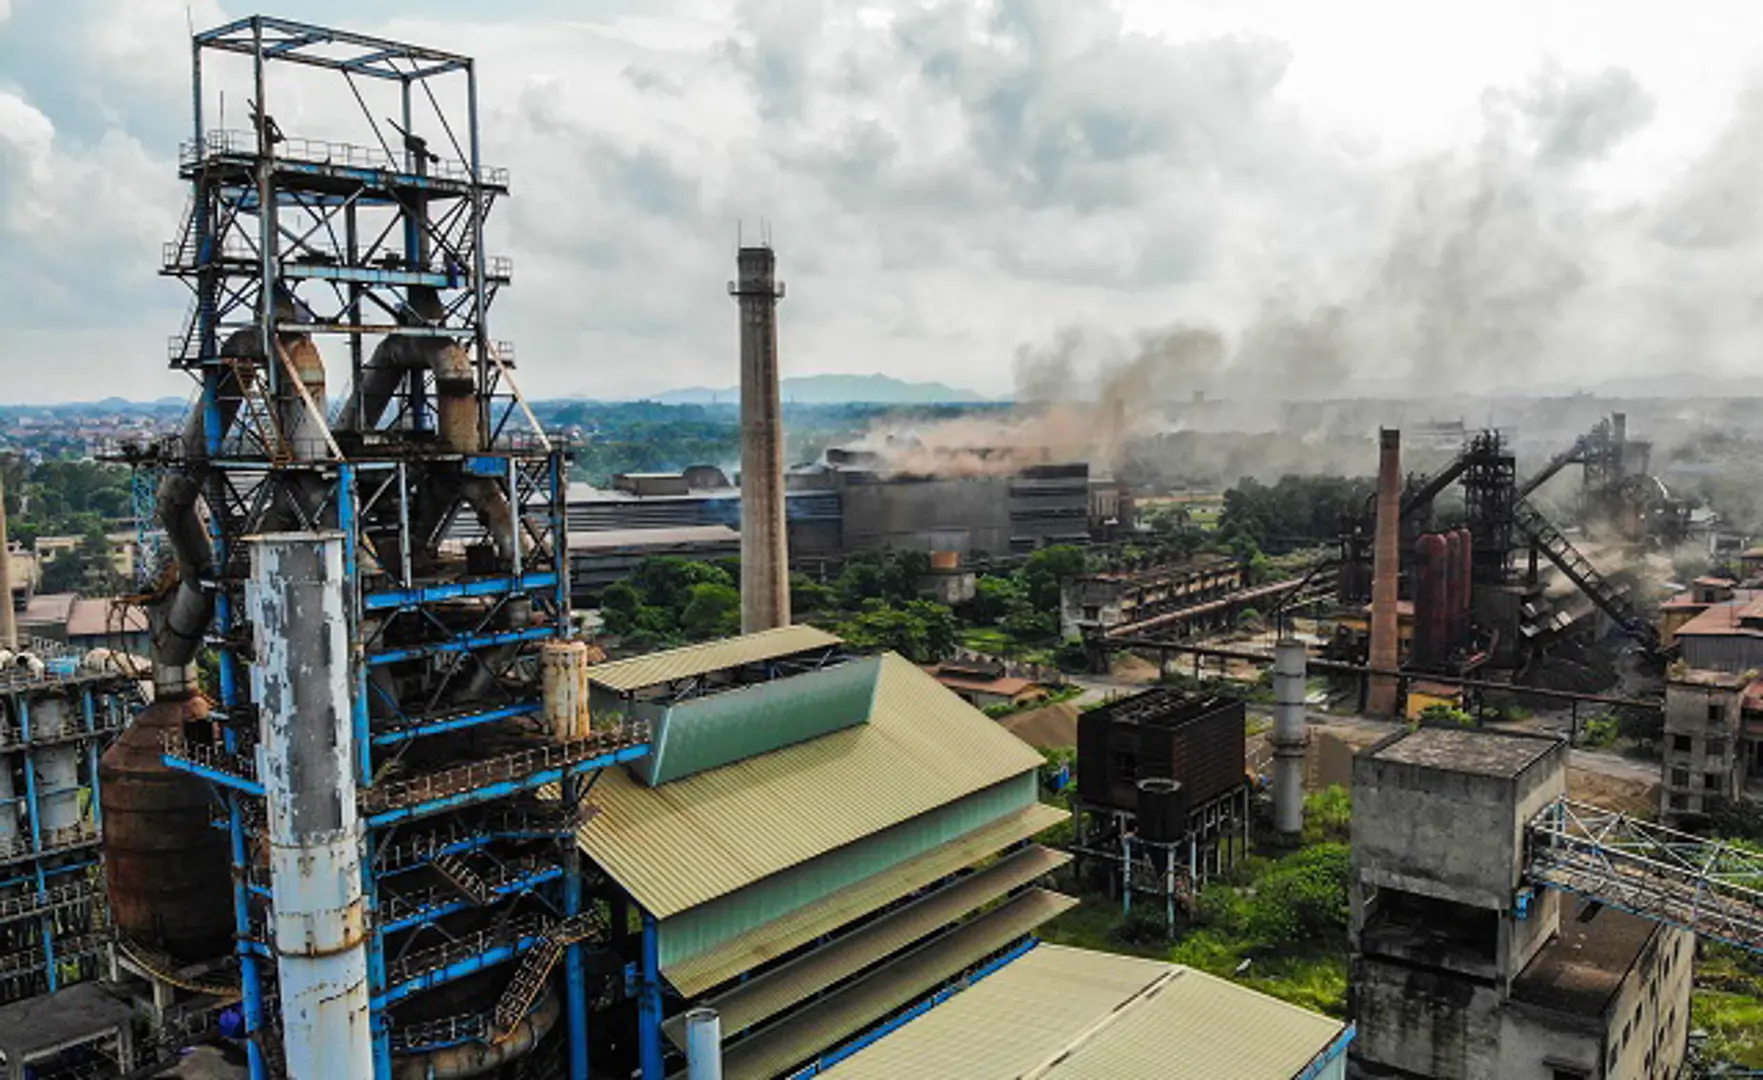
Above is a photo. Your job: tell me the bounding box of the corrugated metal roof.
[664,845,1069,1046]
[585,625,841,693]
[709,888,1077,1080]
[820,944,1347,1080]
[576,652,1048,918]
[663,802,1067,996]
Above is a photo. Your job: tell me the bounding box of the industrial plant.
[0,11,1760,1080]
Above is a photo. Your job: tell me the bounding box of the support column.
[640,911,664,1080]
[1272,639,1307,836]
[248,532,372,1079]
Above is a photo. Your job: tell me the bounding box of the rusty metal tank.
[100,695,234,960]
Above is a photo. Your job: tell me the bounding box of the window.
[1706,772,1723,792]
[1669,793,1690,811]
[1673,735,1692,753]
[1553,1069,1590,1080]
[1709,702,1724,723]
[1672,769,1690,788]
[1708,737,1726,759]
[1112,751,1138,783]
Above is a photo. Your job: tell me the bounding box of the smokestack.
[1271,638,1307,836]
[0,469,15,651]
[1368,428,1401,716]
[730,243,790,634]
[247,532,372,1078]
[685,1008,723,1080]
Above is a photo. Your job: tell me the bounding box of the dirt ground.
[1001,700,1082,750]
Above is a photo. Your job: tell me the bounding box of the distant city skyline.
[4,1,1763,403]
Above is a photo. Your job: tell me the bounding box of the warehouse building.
[573,627,1072,1079]
[818,943,1353,1079]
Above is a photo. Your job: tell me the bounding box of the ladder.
[491,914,598,1035]
[429,852,494,906]
[1511,498,1659,651]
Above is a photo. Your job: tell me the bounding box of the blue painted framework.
[155,20,645,1076]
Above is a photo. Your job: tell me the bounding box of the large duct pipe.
[731,245,790,633]
[685,1007,723,1080]
[1271,639,1307,836]
[1368,428,1401,716]
[247,532,371,1079]
[391,987,562,1080]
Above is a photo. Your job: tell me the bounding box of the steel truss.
[142,17,652,1080]
[1526,798,1763,954]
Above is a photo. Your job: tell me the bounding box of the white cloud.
[1,0,1762,403]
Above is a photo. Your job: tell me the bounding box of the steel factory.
[2,12,1761,1080]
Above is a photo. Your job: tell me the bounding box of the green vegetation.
[1,458,134,594]
[1416,703,1476,729]
[1694,944,1763,1068]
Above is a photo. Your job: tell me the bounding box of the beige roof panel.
[664,845,1070,1045]
[577,652,1048,918]
[586,625,840,692]
[664,802,1067,997]
[708,888,1077,1080]
[821,943,1347,1080]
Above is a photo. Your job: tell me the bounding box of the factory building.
[816,943,1353,1079]
[1059,557,1246,640]
[1349,727,1693,1079]
[573,627,1072,1078]
[566,454,1112,600]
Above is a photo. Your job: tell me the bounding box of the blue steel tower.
[140,16,650,1079]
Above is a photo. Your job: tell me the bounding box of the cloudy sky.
[3,1,1763,404]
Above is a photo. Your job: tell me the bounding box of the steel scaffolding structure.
[0,648,136,1004]
[142,17,652,1079]
[1526,797,1763,954]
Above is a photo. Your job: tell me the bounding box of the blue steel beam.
[364,571,559,611]
[370,700,541,746]
[366,625,554,666]
[161,755,268,798]
[379,866,564,935]
[639,912,663,1080]
[363,742,649,827]
[375,930,545,1007]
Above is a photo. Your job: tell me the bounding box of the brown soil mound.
[1001,700,1082,749]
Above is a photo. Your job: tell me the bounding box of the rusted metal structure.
[730,243,791,633]
[0,646,137,1007]
[106,17,654,1079]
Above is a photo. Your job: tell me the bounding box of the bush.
[1244,844,1350,949]
[1303,785,1351,846]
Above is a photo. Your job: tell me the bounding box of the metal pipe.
[684,1008,723,1080]
[1271,639,1306,836]
[247,532,372,1078]
[730,244,790,633]
[541,639,591,741]
[639,911,663,1080]
[1368,428,1401,715]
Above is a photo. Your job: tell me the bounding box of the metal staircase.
[1527,798,1763,953]
[1511,498,1659,650]
[491,914,598,1035]
[429,852,495,906]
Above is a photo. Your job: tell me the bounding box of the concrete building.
[1659,668,1761,826]
[1349,726,1693,1080]
[926,657,1048,710]
[1060,557,1246,639]
[1672,593,1763,673]
[818,943,1353,1079]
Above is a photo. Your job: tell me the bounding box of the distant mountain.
[646,374,992,405]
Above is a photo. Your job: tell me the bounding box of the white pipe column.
[247,532,371,1079]
[684,1007,723,1080]
[1272,639,1308,837]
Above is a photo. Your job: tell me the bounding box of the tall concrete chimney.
[730,244,790,633]
[1368,428,1401,716]
[0,469,15,651]
[248,532,372,1078]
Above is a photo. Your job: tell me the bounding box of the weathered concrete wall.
[1494,1001,1600,1079]
[838,475,1012,556]
[1350,958,1502,1079]
[1351,740,1566,914]
[1605,926,1694,1080]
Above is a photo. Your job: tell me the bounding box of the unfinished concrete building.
[1349,727,1693,1080]
[1659,668,1761,827]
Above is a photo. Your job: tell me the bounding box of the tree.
[1019,545,1086,614]
[837,599,957,664]
[790,572,833,617]
[680,582,741,640]
[969,575,1022,622]
[1244,843,1350,948]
